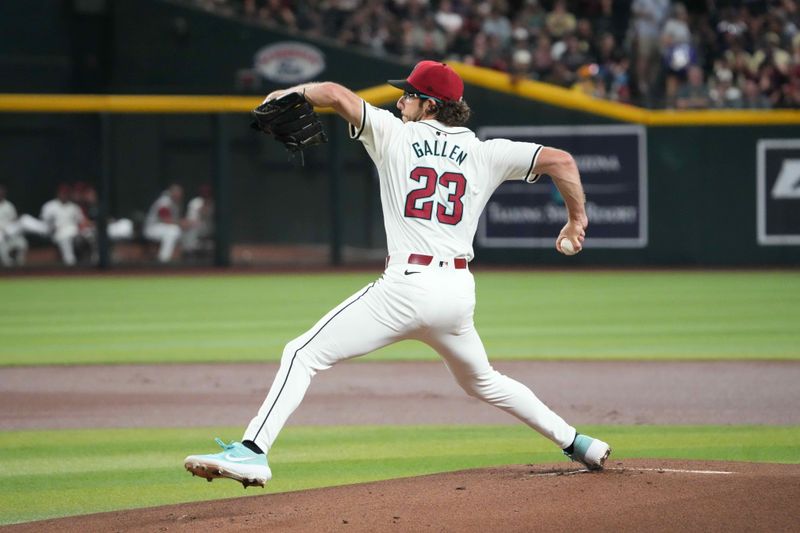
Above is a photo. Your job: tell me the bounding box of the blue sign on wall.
[476,125,648,248]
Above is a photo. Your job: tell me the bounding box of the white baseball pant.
[144,223,182,262]
[0,223,26,266]
[244,255,576,453]
[17,214,49,236]
[53,225,79,266]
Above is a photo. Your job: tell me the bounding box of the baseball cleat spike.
[206,477,212,482]
[183,439,272,486]
[600,447,612,466]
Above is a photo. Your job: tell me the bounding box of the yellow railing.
[0,94,259,113]
[2,62,798,125]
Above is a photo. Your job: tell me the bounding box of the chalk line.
[527,467,735,477]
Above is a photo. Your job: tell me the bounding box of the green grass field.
[1,424,798,525]
[1,271,798,365]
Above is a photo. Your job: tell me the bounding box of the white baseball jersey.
[40,199,83,236]
[350,101,543,261]
[145,193,182,229]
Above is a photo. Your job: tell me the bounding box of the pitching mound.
[5,460,799,532]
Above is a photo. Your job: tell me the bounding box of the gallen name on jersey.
[411,140,468,165]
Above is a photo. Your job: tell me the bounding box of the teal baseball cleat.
[564,433,611,471]
[184,438,271,488]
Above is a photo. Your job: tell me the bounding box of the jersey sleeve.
[349,101,404,163]
[483,138,545,186]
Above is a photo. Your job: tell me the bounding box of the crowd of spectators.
[194,0,800,109]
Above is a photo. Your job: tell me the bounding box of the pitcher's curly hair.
[433,99,471,127]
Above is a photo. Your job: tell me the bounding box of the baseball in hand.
[560,238,579,256]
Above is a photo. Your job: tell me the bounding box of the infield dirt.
[3,361,799,429]
[4,460,798,532]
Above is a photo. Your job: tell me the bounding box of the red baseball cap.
[388,61,464,102]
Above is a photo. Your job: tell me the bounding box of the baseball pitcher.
[185,61,611,488]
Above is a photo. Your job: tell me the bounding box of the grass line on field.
[0,425,798,525]
[0,272,798,365]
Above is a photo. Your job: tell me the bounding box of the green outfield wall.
[0,0,798,266]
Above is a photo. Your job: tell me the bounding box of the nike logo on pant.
[404,270,420,275]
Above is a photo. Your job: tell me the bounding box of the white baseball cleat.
[564,434,611,471]
[184,438,272,488]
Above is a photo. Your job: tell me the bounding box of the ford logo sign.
[254,42,326,84]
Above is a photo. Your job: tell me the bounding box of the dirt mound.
[5,460,798,532]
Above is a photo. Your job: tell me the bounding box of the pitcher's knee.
[281,337,306,364]
[280,336,329,373]
[456,370,504,400]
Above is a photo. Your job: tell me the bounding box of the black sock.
[242,439,264,455]
[563,433,579,455]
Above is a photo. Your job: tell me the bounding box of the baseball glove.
[250,92,327,161]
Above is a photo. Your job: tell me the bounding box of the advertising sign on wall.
[254,42,325,84]
[476,125,648,248]
[757,139,800,245]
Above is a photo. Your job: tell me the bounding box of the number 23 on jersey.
[404,166,466,225]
